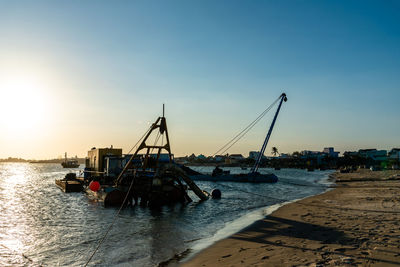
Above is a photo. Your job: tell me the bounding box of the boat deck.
[55,179,83,193]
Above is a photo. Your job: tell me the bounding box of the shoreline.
[161,170,335,266]
[178,169,400,266]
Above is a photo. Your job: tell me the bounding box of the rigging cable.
[125,123,154,155]
[150,131,161,154]
[212,96,281,157]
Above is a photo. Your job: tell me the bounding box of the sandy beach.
[179,169,400,267]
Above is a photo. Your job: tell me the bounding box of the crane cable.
[212,96,281,157]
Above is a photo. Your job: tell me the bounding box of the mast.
[114,105,172,186]
[250,93,287,173]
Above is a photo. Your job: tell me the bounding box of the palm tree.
[271,147,279,157]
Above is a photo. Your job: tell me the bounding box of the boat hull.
[55,179,83,192]
[61,162,80,168]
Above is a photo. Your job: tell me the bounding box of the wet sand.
[180,169,400,266]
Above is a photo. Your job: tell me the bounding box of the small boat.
[55,173,83,192]
[61,152,80,168]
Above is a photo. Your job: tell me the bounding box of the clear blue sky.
[0,0,399,159]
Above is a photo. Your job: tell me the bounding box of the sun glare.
[0,75,48,136]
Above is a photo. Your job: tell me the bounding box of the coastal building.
[188,153,197,162]
[197,154,207,160]
[323,147,339,158]
[358,149,387,161]
[389,148,400,161]
[301,148,339,159]
[301,150,320,156]
[343,149,389,164]
[214,155,226,162]
[225,154,244,164]
[343,151,359,157]
[279,153,290,159]
[229,154,244,161]
[248,151,267,160]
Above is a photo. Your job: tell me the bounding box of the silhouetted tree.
[271,147,279,157]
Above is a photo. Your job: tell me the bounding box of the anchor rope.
[84,124,154,266]
[212,96,281,157]
[84,174,135,267]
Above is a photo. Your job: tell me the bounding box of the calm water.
[0,163,332,266]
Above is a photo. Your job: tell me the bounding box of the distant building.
[248,151,267,160]
[279,153,290,159]
[301,150,320,156]
[322,147,339,158]
[214,155,226,162]
[343,151,359,157]
[229,154,244,160]
[188,153,197,161]
[225,154,245,164]
[389,148,400,161]
[197,154,206,160]
[358,149,387,161]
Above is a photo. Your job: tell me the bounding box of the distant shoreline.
[0,159,86,164]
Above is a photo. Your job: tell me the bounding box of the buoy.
[211,189,221,199]
[89,181,100,192]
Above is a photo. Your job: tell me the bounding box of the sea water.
[0,163,332,266]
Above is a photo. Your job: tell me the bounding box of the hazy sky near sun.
[0,0,399,159]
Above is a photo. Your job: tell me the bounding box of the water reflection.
[0,163,34,266]
[0,163,331,266]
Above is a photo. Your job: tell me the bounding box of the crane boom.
[250,93,287,173]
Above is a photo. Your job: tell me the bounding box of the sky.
[0,0,399,159]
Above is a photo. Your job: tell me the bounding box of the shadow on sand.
[230,215,400,265]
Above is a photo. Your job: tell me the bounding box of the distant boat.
[61,152,80,168]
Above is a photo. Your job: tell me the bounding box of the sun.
[0,76,48,136]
